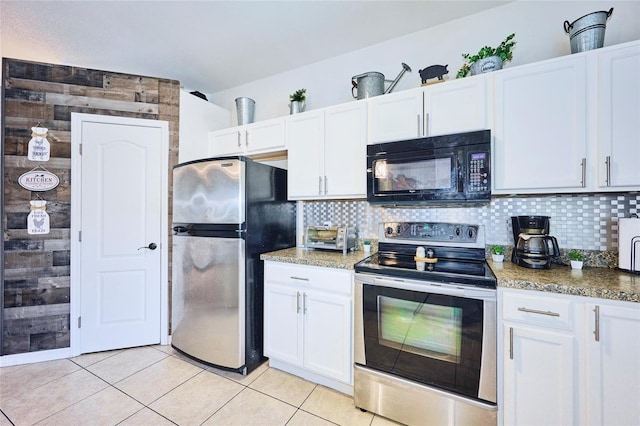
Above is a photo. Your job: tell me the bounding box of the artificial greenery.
[490,244,505,255]
[456,33,516,78]
[289,88,307,102]
[569,250,584,261]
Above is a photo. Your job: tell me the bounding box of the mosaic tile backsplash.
[302,193,639,252]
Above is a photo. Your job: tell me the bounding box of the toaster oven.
[305,225,356,254]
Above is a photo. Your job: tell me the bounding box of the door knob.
[138,243,158,251]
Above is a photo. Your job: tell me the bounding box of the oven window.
[378,296,462,363]
[362,284,485,400]
[373,157,454,193]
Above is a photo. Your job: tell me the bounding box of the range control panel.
[383,222,480,243]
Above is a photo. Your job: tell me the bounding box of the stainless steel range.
[354,222,497,426]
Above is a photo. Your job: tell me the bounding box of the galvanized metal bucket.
[564,7,613,54]
[235,97,255,125]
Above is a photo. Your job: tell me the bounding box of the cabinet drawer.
[502,290,573,331]
[265,262,352,295]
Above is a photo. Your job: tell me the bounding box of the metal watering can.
[351,63,412,100]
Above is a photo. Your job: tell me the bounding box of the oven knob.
[454,226,461,237]
[468,227,477,239]
[397,225,402,234]
[426,248,435,258]
[386,226,393,235]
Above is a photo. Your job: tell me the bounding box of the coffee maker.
[511,216,560,269]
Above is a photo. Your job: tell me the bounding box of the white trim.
[70,113,169,357]
[0,348,72,367]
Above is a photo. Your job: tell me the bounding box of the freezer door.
[173,159,245,224]
[171,235,245,369]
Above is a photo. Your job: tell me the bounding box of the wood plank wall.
[1,58,179,355]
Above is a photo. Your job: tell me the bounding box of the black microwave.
[366,130,491,206]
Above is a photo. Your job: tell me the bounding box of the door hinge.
[78,316,82,328]
[78,230,82,242]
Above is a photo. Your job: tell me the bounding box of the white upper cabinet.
[596,41,640,190]
[423,76,491,137]
[287,101,367,200]
[493,55,588,193]
[367,89,423,143]
[209,117,286,157]
[179,90,230,163]
[367,76,490,144]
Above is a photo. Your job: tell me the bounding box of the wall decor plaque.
[27,200,50,235]
[27,126,51,162]
[18,168,60,191]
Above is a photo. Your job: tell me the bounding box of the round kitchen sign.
[18,170,60,191]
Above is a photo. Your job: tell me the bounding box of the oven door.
[354,274,496,404]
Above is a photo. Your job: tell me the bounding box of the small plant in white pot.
[569,251,584,269]
[490,245,505,262]
[362,240,372,253]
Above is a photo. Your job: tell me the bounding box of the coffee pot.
[511,216,560,269]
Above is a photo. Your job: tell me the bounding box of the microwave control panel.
[468,152,490,192]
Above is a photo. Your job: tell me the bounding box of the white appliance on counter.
[619,217,640,273]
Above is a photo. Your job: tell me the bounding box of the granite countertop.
[261,248,640,303]
[260,247,373,270]
[490,261,640,303]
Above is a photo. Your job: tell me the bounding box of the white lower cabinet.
[500,288,640,426]
[584,300,640,426]
[501,289,579,426]
[263,261,353,394]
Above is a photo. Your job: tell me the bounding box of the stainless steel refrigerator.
[171,156,295,374]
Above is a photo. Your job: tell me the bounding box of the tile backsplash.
[302,192,639,251]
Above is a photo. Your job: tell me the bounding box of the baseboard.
[0,347,72,367]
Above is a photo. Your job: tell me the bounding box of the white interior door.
[72,114,168,354]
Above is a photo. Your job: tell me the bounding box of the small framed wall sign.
[18,166,60,192]
[27,125,51,162]
[27,199,50,235]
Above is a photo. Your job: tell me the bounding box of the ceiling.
[1,1,510,95]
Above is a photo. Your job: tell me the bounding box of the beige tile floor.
[0,345,402,426]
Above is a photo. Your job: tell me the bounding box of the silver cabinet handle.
[594,305,600,342]
[318,176,323,195]
[517,307,560,317]
[605,156,611,186]
[509,327,514,360]
[417,114,422,136]
[303,293,307,314]
[581,158,586,188]
[296,291,301,313]
[237,131,241,147]
[290,276,309,281]
[324,176,328,195]
[245,130,249,146]
[425,112,430,136]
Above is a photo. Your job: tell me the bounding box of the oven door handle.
[371,277,489,298]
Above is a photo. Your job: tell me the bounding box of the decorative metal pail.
[564,8,613,54]
[235,97,255,125]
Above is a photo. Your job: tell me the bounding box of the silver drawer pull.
[517,307,560,317]
[290,276,309,281]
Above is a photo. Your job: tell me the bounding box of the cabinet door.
[286,111,325,199]
[209,127,244,156]
[179,90,230,163]
[597,42,640,190]
[585,302,640,426]
[503,325,577,426]
[263,283,303,367]
[324,102,367,199]
[245,118,286,155]
[368,89,423,143]
[424,76,490,136]
[303,290,352,384]
[493,56,588,193]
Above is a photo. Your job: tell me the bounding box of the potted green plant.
[456,33,516,78]
[362,239,372,253]
[289,88,307,114]
[490,245,505,262]
[569,250,584,269]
